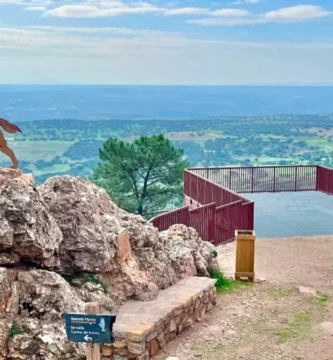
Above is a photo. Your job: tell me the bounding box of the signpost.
[65,302,116,360]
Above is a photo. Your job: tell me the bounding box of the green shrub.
[316,292,330,307]
[209,270,252,293]
[9,323,24,338]
[211,250,218,258]
[62,273,109,294]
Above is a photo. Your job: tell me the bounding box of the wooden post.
[235,230,256,282]
[85,302,100,360]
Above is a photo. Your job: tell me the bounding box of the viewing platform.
[151,165,333,243]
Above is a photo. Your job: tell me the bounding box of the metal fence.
[189,165,317,193]
[150,206,189,232]
[152,170,254,244]
[317,165,333,195]
[150,165,333,245]
[150,201,245,245]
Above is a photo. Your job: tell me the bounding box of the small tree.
[91,134,190,217]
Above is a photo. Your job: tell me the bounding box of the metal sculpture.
[0,118,22,169]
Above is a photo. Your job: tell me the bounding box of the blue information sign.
[64,313,117,344]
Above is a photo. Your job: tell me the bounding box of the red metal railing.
[151,165,333,245]
[184,169,248,206]
[317,166,333,194]
[189,165,317,193]
[189,203,216,242]
[153,170,254,244]
[150,206,189,231]
[215,200,242,245]
[241,202,255,230]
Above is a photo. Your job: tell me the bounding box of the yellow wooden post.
[235,230,256,282]
[85,302,101,360]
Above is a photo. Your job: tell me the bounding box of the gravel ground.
[218,236,333,292]
[154,236,333,360]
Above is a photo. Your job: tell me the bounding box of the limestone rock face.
[0,168,35,188]
[3,269,86,360]
[39,176,218,302]
[40,176,120,273]
[0,168,62,268]
[158,225,219,280]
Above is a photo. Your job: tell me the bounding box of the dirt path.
[154,236,333,360]
[218,236,333,292]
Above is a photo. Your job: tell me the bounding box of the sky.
[0,0,333,84]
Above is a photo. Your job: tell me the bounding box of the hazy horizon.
[2,85,333,122]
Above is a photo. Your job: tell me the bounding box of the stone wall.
[100,277,217,360]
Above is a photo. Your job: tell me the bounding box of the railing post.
[229,168,232,190]
[295,166,298,191]
[316,165,320,191]
[251,167,254,193]
[273,167,276,192]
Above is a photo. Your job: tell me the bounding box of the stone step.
[101,276,217,360]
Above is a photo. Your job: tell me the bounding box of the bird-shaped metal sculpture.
[0,118,22,169]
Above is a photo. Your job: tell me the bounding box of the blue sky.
[0,0,333,84]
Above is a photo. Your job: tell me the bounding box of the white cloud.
[187,17,260,26]
[1,24,333,84]
[210,9,250,17]
[265,5,331,21]
[188,5,332,26]
[164,7,249,17]
[43,3,165,17]
[44,3,249,18]
[164,7,210,16]
[1,24,332,54]
[0,0,52,5]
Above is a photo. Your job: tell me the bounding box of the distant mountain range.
[1,85,333,122]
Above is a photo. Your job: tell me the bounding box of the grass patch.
[209,270,252,293]
[192,341,226,358]
[316,292,330,307]
[11,140,73,162]
[9,323,24,338]
[62,273,109,294]
[266,287,295,299]
[277,312,313,344]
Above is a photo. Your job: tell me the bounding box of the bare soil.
[154,236,333,360]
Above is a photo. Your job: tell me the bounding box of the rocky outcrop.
[0,169,62,268]
[8,270,85,360]
[0,268,87,360]
[40,176,219,302]
[40,176,120,273]
[0,171,220,360]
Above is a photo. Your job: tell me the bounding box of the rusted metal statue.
[0,118,22,169]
